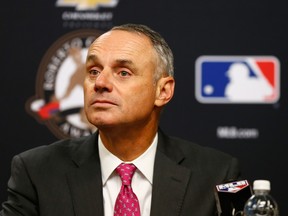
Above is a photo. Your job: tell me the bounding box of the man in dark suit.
[1,23,240,216]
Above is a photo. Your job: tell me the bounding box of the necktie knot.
[116,163,136,186]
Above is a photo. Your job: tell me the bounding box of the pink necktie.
[114,163,141,216]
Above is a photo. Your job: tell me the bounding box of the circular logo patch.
[26,29,103,139]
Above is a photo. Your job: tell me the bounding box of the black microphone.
[214,180,252,216]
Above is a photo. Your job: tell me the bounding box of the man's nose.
[94,69,113,92]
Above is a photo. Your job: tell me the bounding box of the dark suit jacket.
[1,129,240,216]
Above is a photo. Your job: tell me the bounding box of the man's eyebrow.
[86,54,98,63]
[86,55,136,70]
[86,55,133,64]
[115,59,134,66]
[115,59,138,72]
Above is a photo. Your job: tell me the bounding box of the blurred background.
[1,0,287,214]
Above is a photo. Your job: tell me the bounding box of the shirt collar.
[98,133,158,186]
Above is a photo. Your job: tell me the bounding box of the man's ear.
[155,76,175,107]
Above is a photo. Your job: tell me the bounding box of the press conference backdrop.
[1,0,287,214]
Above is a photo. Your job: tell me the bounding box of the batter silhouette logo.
[195,56,280,104]
[26,29,103,139]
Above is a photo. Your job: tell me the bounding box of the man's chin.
[90,118,118,129]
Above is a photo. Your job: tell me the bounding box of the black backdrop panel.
[1,0,287,214]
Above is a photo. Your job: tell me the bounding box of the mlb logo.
[195,56,280,103]
[216,180,249,193]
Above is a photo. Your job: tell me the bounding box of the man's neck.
[98,123,158,162]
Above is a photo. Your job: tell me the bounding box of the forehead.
[88,30,154,58]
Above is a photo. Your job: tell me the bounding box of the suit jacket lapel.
[66,133,104,216]
[150,130,192,216]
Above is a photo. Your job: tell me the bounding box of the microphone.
[214,180,252,216]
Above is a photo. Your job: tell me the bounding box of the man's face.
[84,30,160,129]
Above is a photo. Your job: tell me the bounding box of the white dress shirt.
[98,133,158,216]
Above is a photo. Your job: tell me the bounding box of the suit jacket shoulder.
[1,133,104,216]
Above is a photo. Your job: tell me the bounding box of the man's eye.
[89,70,100,76]
[120,71,130,77]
